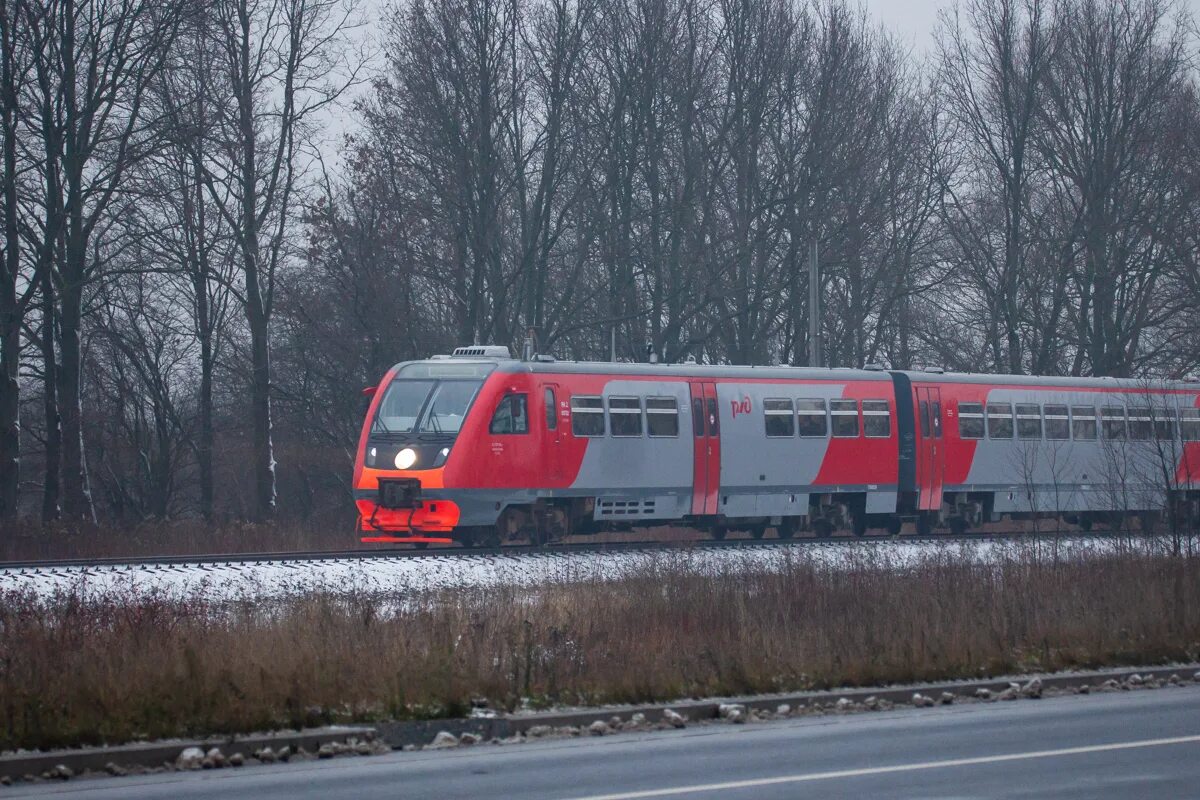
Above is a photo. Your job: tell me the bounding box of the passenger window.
[608,396,643,437]
[958,402,984,439]
[646,397,679,437]
[764,399,795,437]
[1101,406,1126,439]
[830,399,859,437]
[706,397,720,436]
[489,394,528,434]
[796,399,828,437]
[571,396,605,437]
[1071,406,1097,440]
[1044,405,1069,440]
[862,400,890,437]
[1181,408,1200,441]
[1016,404,1042,439]
[1153,410,1174,441]
[1127,408,1152,441]
[932,402,943,438]
[545,388,556,430]
[692,398,705,436]
[986,403,1013,439]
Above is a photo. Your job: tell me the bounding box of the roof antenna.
[522,329,535,362]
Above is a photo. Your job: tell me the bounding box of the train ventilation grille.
[596,498,657,518]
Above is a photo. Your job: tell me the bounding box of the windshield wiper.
[372,415,393,434]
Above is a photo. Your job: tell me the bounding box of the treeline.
[0,0,1198,528]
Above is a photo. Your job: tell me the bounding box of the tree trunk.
[39,272,60,522]
[0,0,19,520]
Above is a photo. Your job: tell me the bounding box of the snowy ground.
[0,536,1149,602]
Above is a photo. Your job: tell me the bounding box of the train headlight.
[367,447,377,466]
[394,448,417,470]
[433,446,451,467]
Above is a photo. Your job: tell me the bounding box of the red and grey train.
[353,346,1200,545]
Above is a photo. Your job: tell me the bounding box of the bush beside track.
[2,543,1198,751]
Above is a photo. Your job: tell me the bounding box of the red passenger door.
[916,386,945,510]
[690,382,721,515]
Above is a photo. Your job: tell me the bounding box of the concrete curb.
[0,726,376,782]
[6,664,1197,780]
[374,663,1200,747]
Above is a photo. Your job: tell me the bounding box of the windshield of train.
[372,362,494,434]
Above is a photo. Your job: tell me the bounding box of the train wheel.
[712,526,728,541]
[1079,515,1093,532]
[885,517,902,536]
[916,514,934,537]
[777,520,796,540]
[812,519,833,539]
[749,525,766,540]
[948,516,968,536]
[482,528,502,548]
[850,513,868,537]
[456,528,476,548]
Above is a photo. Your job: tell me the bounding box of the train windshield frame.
[372,362,495,435]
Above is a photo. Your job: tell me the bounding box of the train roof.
[397,351,1200,391]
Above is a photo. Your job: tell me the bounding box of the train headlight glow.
[394,448,417,470]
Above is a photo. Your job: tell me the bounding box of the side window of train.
[931,402,943,438]
[958,402,984,439]
[544,388,556,430]
[986,403,1013,439]
[919,400,930,437]
[646,397,679,437]
[1044,405,1070,440]
[796,399,828,437]
[862,399,890,437]
[706,397,720,436]
[830,399,859,437]
[692,398,705,436]
[1153,409,1174,441]
[571,396,605,437]
[1180,408,1200,441]
[1101,406,1127,439]
[1016,404,1042,439]
[1127,407,1153,441]
[489,393,528,434]
[764,398,795,437]
[1071,406,1098,440]
[608,396,643,437]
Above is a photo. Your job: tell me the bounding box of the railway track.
[0,526,1161,573]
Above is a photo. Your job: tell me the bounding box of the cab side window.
[489,394,528,434]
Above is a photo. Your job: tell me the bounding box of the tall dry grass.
[2,546,1198,751]
[0,519,354,562]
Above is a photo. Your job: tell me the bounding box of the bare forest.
[0,0,1198,530]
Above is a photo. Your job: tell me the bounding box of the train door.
[690,381,721,515]
[916,386,945,510]
[543,383,564,483]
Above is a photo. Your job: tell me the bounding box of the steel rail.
[0,528,1165,572]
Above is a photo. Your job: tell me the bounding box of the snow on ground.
[0,537,1147,602]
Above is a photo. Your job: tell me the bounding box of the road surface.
[12,685,1200,799]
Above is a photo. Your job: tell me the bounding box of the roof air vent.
[863,363,885,371]
[451,345,512,359]
[922,366,946,374]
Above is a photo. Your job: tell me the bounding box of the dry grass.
[2,546,1198,751]
[0,519,358,562]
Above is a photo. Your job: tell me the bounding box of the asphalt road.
[12,686,1200,799]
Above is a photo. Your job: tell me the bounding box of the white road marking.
[565,734,1200,800]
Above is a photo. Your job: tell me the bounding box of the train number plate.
[378,478,421,509]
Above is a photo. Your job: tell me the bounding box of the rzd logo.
[731,396,752,418]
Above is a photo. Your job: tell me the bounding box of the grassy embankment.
[2,544,1198,751]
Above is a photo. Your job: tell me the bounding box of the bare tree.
[196,0,361,522]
